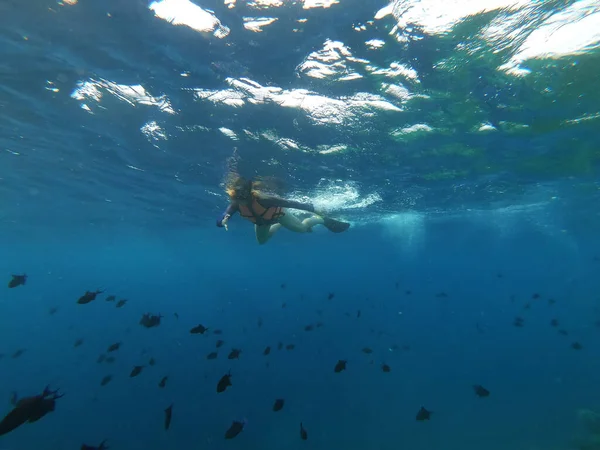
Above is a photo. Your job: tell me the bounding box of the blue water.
[2,0,600,449]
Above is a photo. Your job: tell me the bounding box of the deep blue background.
[1,0,600,448]
[2,218,600,449]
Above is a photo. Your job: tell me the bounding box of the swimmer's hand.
[221,215,230,231]
[216,214,230,231]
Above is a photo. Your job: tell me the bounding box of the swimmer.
[216,176,350,245]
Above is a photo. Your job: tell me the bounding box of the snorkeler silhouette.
[216,176,350,245]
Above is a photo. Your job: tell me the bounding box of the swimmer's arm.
[217,203,238,227]
[260,196,316,213]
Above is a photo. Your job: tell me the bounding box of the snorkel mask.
[234,179,253,201]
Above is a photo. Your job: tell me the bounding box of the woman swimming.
[216,176,350,245]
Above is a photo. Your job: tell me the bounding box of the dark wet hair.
[226,176,253,200]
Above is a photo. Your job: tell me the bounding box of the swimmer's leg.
[279,211,324,233]
[255,224,281,245]
[280,210,350,234]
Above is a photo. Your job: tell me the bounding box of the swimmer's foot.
[323,217,350,233]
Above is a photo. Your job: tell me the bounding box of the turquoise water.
[2,0,600,449]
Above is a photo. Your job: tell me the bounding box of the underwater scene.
[2,0,600,449]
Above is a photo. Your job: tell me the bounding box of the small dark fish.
[149,357,156,366]
[272,398,284,412]
[159,376,168,388]
[523,303,531,310]
[139,313,162,328]
[513,317,524,327]
[228,349,241,359]
[116,299,127,308]
[435,292,448,298]
[571,342,583,350]
[81,439,108,450]
[174,312,179,319]
[328,292,335,300]
[105,295,116,302]
[213,329,223,335]
[416,406,431,421]
[316,321,324,328]
[334,360,347,373]
[395,282,399,289]
[300,422,308,440]
[532,293,540,299]
[97,354,106,363]
[164,404,173,430]
[361,347,373,354]
[9,392,17,406]
[550,319,559,327]
[216,371,232,393]
[357,310,361,318]
[129,366,144,378]
[207,352,218,360]
[277,342,283,350]
[281,302,287,308]
[107,342,121,352]
[286,344,295,351]
[304,324,314,331]
[100,375,112,386]
[263,346,271,355]
[257,318,263,328]
[224,420,245,439]
[216,339,225,348]
[130,365,144,377]
[473,385,490,397]
[405,290,412,295]
[48,307,58,315]
[0,386,63,436]
[190,324,209,335]
[281,283,286,289]
[105,356,116,363]
[558,329,569,336]
[12,349,25,359]
[381,364,391,373]
[77,289,104,305]
[74,338,84,348]
[8,274,27,288]
[497,272,503,278]
[548,298,556,305]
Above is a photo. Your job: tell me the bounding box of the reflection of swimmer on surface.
[216,176,350,245]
